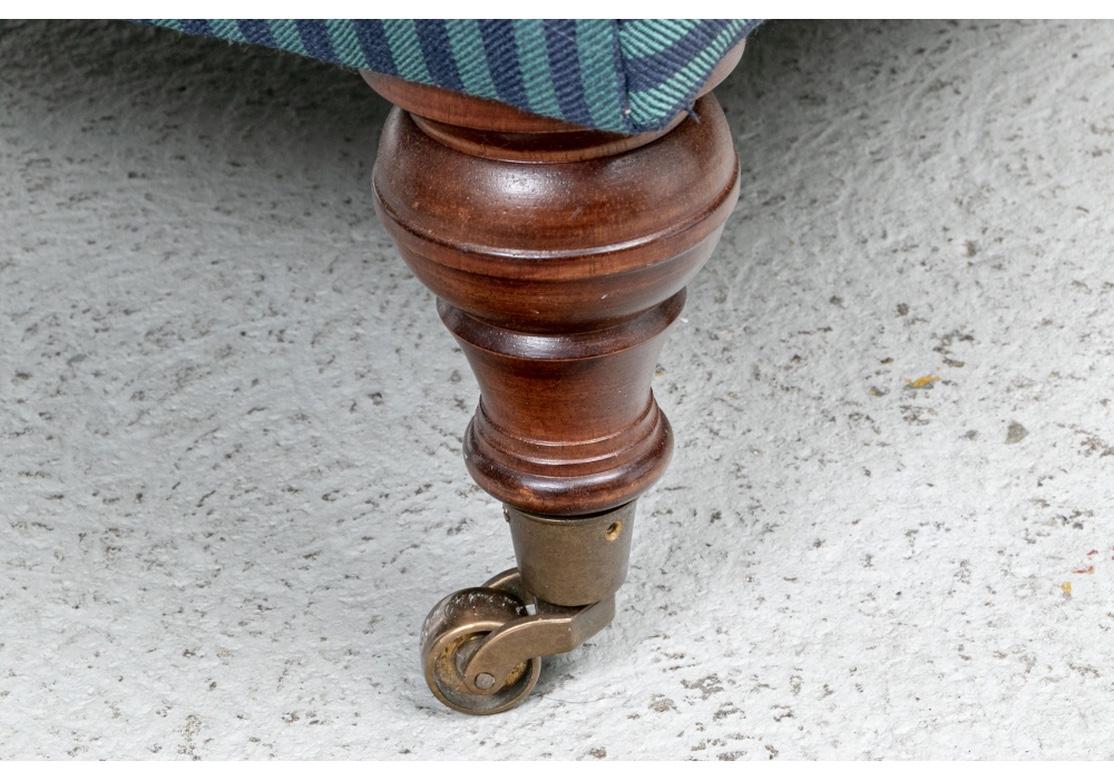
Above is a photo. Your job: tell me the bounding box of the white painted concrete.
[1,20,1112,759]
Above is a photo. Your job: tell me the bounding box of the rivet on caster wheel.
[420,569,616,715]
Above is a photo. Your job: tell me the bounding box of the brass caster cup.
[505,502,636,606]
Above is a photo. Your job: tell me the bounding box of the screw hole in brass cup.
[604,521,622,541]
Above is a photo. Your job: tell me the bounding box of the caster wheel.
[420,586,541,715]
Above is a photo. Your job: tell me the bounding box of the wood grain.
[366,70,740,515]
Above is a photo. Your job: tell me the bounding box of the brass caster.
[421,503,634,715]
[419,569,616,715]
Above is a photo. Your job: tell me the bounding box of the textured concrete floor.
[2,19,1113,760]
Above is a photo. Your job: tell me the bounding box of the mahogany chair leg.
[364,68,740,714]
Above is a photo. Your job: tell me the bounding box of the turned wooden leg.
[364,66,739,714]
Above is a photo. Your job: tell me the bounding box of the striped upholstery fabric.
[148,19,761,134]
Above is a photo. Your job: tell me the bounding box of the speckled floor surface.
[2,19,1113,760]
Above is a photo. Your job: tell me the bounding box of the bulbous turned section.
[369,80,740,516]
[371,95,739,330]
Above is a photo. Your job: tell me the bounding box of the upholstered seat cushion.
[149,19,760,134]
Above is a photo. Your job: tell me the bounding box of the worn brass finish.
[505,502,636,606]
[419,585,541,715]
[419,502,637,713]
[482,567,532,602]
[462,596,615,691]
[419,567,616,715]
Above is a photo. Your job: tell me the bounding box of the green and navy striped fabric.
[148,19,761,134]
